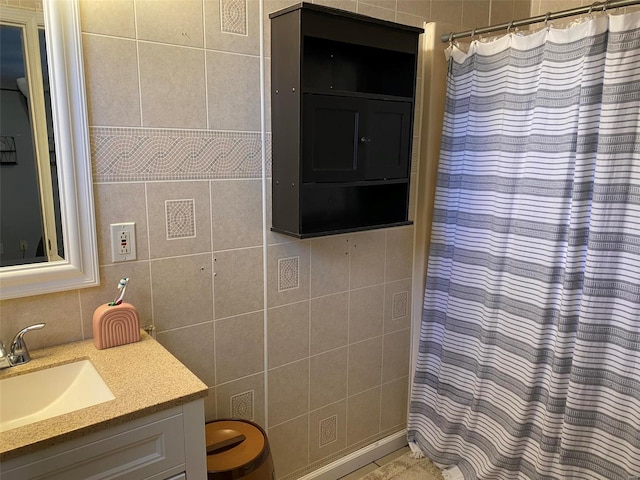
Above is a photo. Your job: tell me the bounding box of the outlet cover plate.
[110,223,136,262]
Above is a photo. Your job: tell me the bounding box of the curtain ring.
[471,28,477,39]
[588,1,600,16]
[506,20,514,34]
[603,0,610,12]
[544,11,551,28]
[448,32,454,48]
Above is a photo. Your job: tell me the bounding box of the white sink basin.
[0,359,115,432]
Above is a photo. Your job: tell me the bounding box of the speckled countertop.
[0,332,208,461]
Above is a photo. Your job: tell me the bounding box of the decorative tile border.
[91,127,271,182]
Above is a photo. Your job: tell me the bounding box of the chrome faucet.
[0,323,46,369]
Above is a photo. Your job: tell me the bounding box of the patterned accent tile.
[278,256,300,292]
[166,199,196,239]
[91,127,272,182]
[392,291,408,319]
[319,414,338,447]
[231,389,255,420]
[220,0,247,35]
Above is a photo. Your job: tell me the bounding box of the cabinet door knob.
[360,137,371,144]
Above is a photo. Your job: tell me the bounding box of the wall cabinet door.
[365,99,412,180]
[303,94,363,183]
[303,94,412,183]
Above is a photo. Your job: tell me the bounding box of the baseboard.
[297,430,408,480]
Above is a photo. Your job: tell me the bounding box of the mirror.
[0,0,99,299]
[1,12,62,267]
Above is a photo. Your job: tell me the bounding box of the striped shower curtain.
[408,11,640,480]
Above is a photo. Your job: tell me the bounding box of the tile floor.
[338,446,410,480]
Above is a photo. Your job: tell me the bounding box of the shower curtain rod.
[440,0,640,42]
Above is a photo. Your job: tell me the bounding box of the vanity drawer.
[1,407,186,480]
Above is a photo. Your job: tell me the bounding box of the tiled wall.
[1,0,587,478]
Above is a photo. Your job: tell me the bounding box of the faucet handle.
[10,323,46,366]
[0,342,11,369]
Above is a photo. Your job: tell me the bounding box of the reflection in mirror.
[0,11,63,267]
[0,0,99,300]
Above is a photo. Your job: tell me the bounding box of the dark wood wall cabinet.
[270,2,423,238]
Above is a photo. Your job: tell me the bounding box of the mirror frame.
[0,0,99,299]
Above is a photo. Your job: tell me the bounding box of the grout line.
[94,177,263,185]
[268,339,407,376]
[203,0,210,131]
[214,307,264,322]
[81,31,136,41]
[345,234,352,445]
[155,318,215,335]
[89,125,264,136]
[213,370,265,389]
[308,238,315,456]
[133,0,144,127]
[209,181,217,388]
[258,0,270,433]
[144,182,155,333]
[145,251,215,263]
[80,12,268,54]
[89,125,266,134]
[212,244,264,254]
[201,0,207,49]
[129,37,260,58]
[268,411,309,430]
[95,178,264,187]
[308,249,313,461]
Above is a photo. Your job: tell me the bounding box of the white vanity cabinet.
[0,400,206,480]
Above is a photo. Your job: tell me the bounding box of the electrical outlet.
[119,230,131,255]
[19,240,28,252]
[110,223,136,262]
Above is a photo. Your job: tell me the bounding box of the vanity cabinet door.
[1,408,186,480]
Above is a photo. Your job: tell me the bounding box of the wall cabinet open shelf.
[270,2,422,238]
